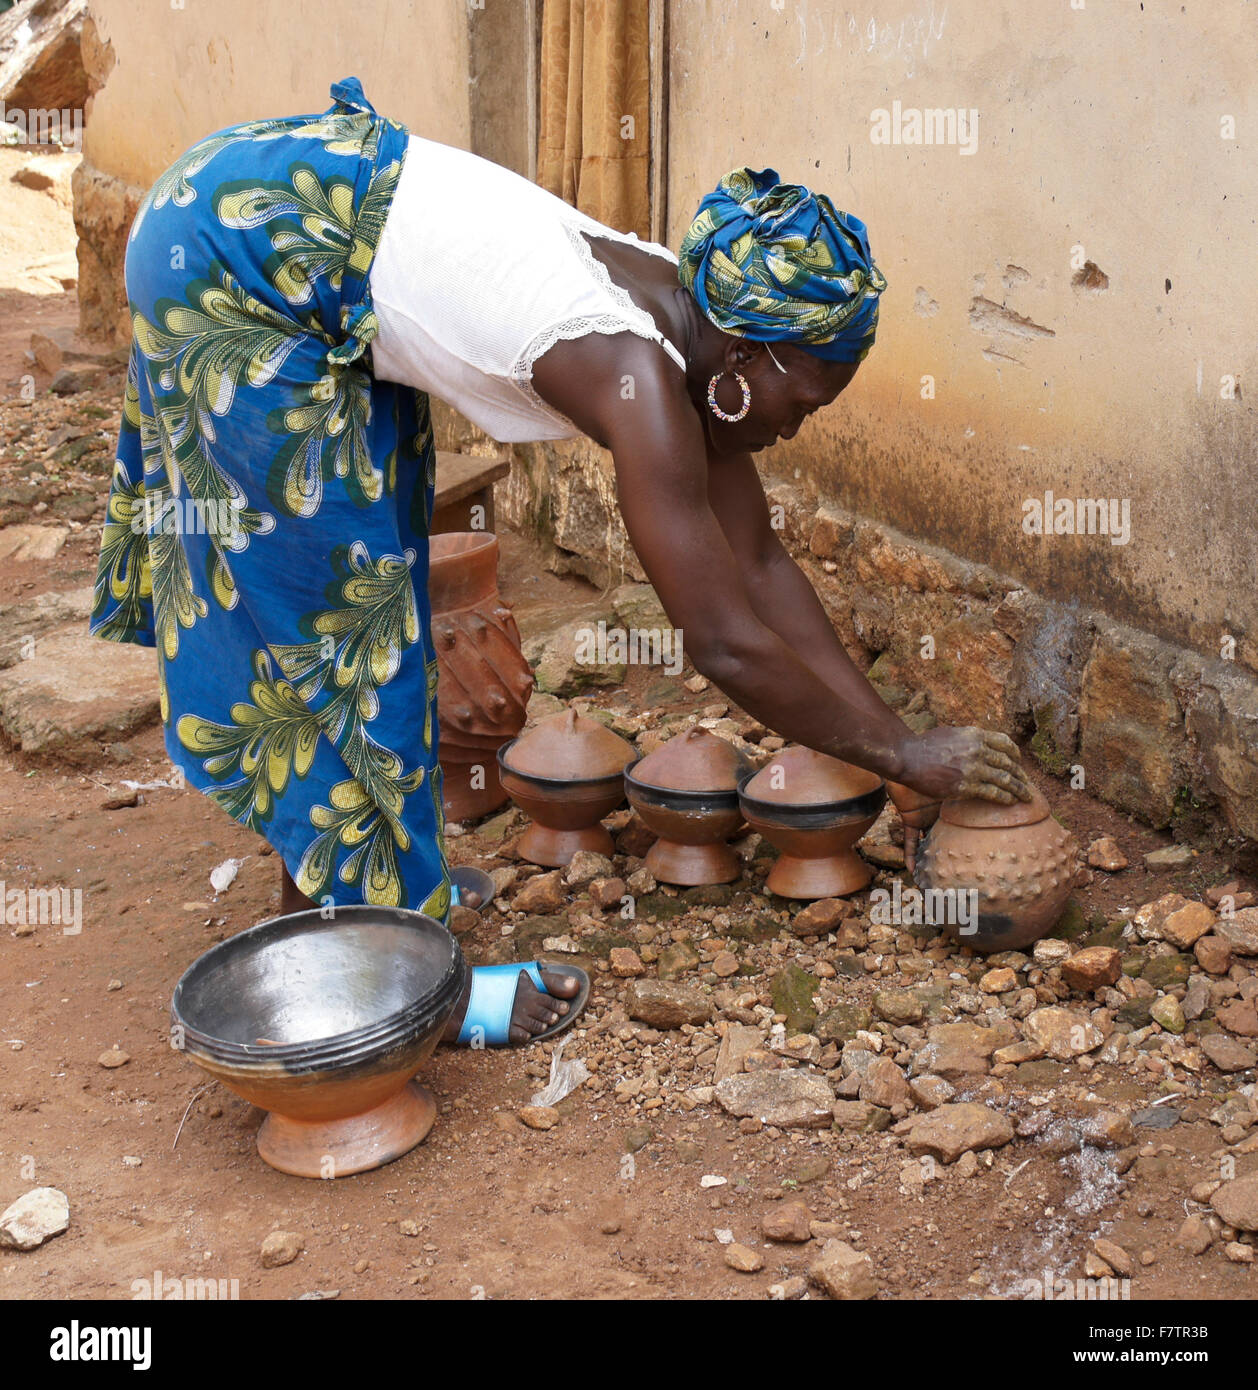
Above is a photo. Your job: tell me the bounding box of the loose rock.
[1149,996,1185,1033]
[1210,1174,1258,1232]
[912,1023,1010,1080]
[790,899,848,936]
[714,1071,835,1129]
[512,871,567,913]
[565,851,613,888]
[260,1231,304,1268]
[1201,1035,1257,1073]
[762,1201,812,1243]
[713,1023,763,1083]
[858,1057,910,1109]
[1216,1000,1258,1037]
[1087,837,1128,871]
[1173,1215,1212,1255]
[1144,845,1194,872]
[808,1240,878,1300]
[625,980,712,1029]
[905,1103,1015,1163]
[0,1188,70,1250]
[1194,936,1232,975]
[609,947,644,978]
[725,1242,764,1272]
[1022,1007,1103,1059]
[1093,1238,1133,1276]
[1214,909,1258,956]
[1062,947,1121,992]
[908,1075,955,1110]
[589,876,627,910]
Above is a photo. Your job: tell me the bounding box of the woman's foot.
[278,864,579,1044]
[442,967,581,1045]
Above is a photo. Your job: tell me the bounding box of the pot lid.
[939,785,1050,828]
[632,728,752,791]
[742,745,883,804]
[502,707,634,779]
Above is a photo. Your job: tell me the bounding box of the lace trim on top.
[510,219,685,431]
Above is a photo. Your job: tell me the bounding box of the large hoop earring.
[707,371,751,423]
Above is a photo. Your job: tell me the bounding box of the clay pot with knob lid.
[737,745,886,899]
[428,533,534,824]
[624,728,752,885]
[497,708,635,865]
[912,787,1081,951]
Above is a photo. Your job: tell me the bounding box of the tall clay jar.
[428,533,533,823]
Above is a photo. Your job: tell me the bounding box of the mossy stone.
[771,963,819,1033]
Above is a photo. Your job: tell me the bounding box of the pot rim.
[497,738,632,789]
[736,768,887,824]
[171,906,466,1067]
[624,757,742,810]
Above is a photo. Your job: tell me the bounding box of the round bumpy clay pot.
[624,729,752,885]
[738,745,886,899]
[429,533,533,824]
[912,787,1081,951]
[498,708,635,865]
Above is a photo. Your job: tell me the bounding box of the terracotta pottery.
[171,906,466,1178]
[738,745,886,898]
[912,787,1081,952]
[429,533,533,823]
[498,708,635,865]
[624,729,752,885]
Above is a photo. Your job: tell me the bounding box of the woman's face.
[705,340,860,456]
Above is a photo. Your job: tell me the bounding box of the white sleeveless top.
[368,135,686,442]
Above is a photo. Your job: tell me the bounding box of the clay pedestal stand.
[429,533,533,824]
[624,729,752,885]
[171,907,466,1178]
[498,709,635,866]
[738,746,886,899]
[912,787,1081,952]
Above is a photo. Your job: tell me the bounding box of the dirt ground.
[1,145,1255,1304]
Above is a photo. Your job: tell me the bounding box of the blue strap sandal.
[454,961,590,1047]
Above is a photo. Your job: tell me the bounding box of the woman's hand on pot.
[894,726,1033,804]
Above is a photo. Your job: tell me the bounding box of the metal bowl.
[172,906,467,1177]
[450,866,495,911]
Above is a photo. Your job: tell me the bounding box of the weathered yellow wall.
[667,0,1257,670]
[83,0,470,185]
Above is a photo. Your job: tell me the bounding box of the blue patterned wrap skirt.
[90,78,451,918]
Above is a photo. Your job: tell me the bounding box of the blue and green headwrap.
[677,167,887,363]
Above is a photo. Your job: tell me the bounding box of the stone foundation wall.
[497,439,1258,857]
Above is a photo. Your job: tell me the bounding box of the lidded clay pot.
[738,745,886,899]
[429,533,533,824]
[497,708,635,866]
[912,786,1081,952]
[624,729,752,886]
